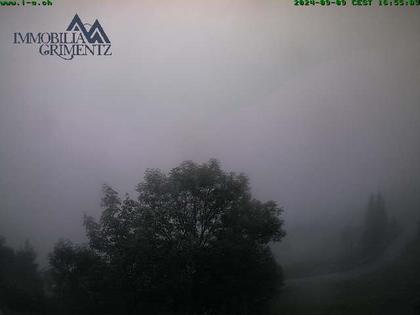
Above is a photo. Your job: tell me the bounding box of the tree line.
[1,159,286,315]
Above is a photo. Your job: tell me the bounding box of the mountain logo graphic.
[66,14,110,44]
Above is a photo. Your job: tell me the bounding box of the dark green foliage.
[49,159,286,314]
[0,237,44,314]
[47,240,112,314]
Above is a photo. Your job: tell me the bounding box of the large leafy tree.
[50,159,286,314]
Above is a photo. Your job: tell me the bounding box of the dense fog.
[0,1,420,314]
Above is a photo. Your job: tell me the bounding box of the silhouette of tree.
[361,193,398,256]
[0,237,44,314]
[49,159,286,314]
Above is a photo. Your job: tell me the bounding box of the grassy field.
[272,236,420,315]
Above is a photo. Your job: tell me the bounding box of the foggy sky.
[1,0,420,263]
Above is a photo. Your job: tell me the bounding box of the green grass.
[272,237,420,315]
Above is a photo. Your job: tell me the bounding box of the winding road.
[285,225,416,287]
